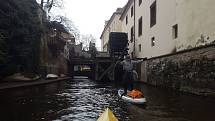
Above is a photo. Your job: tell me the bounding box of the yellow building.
[100,8,123,52]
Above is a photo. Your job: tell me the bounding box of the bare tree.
[46,0,63,12]
[52,15,80,39]
[80,34,96,51]
[38,0,63,12]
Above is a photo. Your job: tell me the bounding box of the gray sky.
[62,0,128,49]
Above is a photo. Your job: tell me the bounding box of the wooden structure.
[68,52,118,81]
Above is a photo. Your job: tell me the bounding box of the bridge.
[64,42,126,81]
[67,51,118,81]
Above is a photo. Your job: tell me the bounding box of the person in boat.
[120,55,143,95]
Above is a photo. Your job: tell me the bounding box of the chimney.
[116,8,123,13]
[104,20,109,27]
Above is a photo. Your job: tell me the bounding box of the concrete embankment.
[0,77,72,90]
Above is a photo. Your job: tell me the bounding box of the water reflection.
[0,78,215,121]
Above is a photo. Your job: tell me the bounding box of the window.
[130,26,134,42]
[139,44,141,52]
[151,37,155,46]
[131,52,134,59]
[150,1,156,27]
[131,6,134,17]
[138,16,142,36]
[126,15,128,25]
[172,24,178,39]
[139,0,142,6]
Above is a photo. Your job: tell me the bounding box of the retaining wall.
[139,44,215,96]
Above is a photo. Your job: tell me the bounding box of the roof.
[119,0,134,21]
[100,8,123,39]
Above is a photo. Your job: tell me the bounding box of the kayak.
[97,108,118,121]
[46,74,58,79]
[118,89,146,104]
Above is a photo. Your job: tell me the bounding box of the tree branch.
[48,0,54,12]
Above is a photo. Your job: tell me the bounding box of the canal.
[0,77,215,121]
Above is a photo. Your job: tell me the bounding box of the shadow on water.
[131,83,215,121]
[0,77,215,121]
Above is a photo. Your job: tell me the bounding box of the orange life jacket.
[127,89,143,98]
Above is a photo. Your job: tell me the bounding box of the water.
[0,77,214,121]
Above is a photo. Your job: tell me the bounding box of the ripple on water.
[53,79,131,121]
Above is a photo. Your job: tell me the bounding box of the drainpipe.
[133,0,136,58]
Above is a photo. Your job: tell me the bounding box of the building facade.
[120,0,135,57]
[105,0,215,59]
[133,0,177,58]
[100,8,123,52]
[174,0,215,51]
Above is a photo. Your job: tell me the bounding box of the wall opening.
[172,24,178,39]
[151,37,155,47]
[139,44,141,52]
[150,1,156,27]
[139,0,142,6]
[130,26,134,42]
[138,16,142,36]
[126,15,128,25]
[131,6,134,17]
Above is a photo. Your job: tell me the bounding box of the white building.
[174,0,215,51]
[116,0,215,58]
[134,0,177,58]
[100,8,123,52]
[120,0,135,57]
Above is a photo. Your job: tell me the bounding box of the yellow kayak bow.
[97,108,118,121]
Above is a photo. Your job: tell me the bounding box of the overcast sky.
[62,0,128,49]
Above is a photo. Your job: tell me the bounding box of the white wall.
[134,0,177,58]
[101,28,109,51]
[176,0,215,51]
[121,2,135,56]
[120,0,215,58]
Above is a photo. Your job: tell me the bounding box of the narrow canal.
[0,77,215,121]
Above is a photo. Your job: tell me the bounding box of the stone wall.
[139,44,215,96]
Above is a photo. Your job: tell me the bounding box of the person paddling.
[120,55,143,95]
